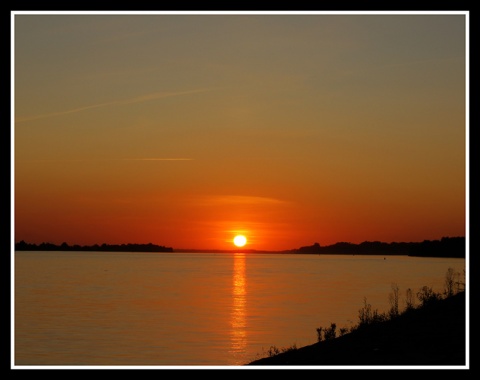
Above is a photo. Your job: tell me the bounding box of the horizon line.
[14,235,466,250]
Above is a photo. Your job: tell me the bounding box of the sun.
[233,235,247,248]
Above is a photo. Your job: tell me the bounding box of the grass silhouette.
[248,268,466,366]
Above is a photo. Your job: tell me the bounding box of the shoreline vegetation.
[14,241,174,253]
[14,236,465,258]
[247,268,467,366]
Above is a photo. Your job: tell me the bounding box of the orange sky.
[13,11,468,251]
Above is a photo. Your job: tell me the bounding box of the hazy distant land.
[14,236,465,258]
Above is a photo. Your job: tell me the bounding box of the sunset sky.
[13,11,468,251]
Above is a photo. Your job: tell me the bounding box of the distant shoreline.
[14,236,465,258]
[14,241,174,253]
[292,236,465,258]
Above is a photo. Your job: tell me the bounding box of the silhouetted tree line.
[296,237,465,258]
[15,240,173,253]
[407,237,465,258]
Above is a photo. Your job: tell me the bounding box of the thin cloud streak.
[118,158,193,161]
[216,195,289,205]
[15,88,217,124]
[192,195,290,206]
[17,158,194,162]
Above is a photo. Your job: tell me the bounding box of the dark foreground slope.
[247,292,466,366]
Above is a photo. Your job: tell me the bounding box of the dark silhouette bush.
[250,267,466,365]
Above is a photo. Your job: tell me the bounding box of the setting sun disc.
[233,235,247,247]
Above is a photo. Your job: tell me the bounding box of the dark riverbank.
[295,237,465,258]
[247,291,466,366]
[14,241,173,252]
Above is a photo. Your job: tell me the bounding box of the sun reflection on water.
[230,253,247,361]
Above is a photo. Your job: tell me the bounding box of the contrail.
[119,158,193,161]
[15,88,216,124]
[16,158,194,162]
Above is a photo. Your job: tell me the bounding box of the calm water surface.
[14,251,466,367]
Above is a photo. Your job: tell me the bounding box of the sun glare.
[233,235,247,247]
